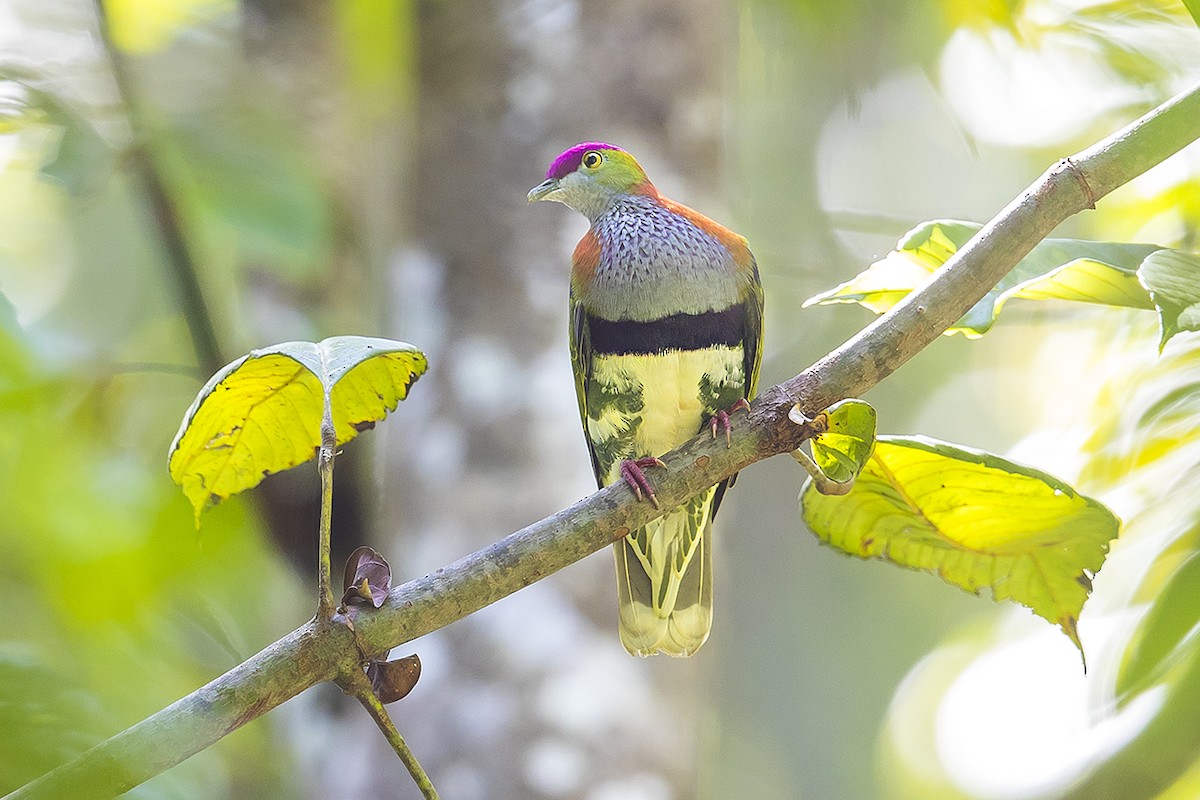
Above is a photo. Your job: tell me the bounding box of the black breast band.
[587,305,746,356]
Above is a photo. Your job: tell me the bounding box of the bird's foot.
[619,457,668,509]
[709,398,751,447]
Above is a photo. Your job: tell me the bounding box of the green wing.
[569,291,604,486]
[713,256,765,509]
[743,253,765,402]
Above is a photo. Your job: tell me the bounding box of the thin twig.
[317,397,337,620]
[340,669,439,800]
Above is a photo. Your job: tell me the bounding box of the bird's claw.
[709,398,751,447]
[619,457,667,509]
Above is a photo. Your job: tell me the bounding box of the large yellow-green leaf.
[801,435,1119,653]
[168,336,427,520]
[805,219,1159,337]
[1138,249,1200,351]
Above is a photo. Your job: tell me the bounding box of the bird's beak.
[527,178,559,203]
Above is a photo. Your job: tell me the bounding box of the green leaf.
[33,91,113,197]
[805,219,1159,337]
[1137,249,1200,350]
[1185,0,1200,29]
[0,647,106,790]
[162,100,333,281]
[168,336,427,521]
[809,399,877,485]
[800,435,1119,653]
[1117,549,1200,703]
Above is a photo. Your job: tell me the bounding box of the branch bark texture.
[8,82,1200,800]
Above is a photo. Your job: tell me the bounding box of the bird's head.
[528,142,655,221]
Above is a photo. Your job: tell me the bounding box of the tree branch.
[8,81,1200,800]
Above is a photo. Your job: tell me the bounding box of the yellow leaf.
[801,436,1119,655]
[168,336,427,522]
[805,219,1160,337]
[103,0,235,54]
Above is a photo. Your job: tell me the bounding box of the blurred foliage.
[0,289,304,796]
[1139,250,1200,348]
[0,0,365,795]
[105,0,235,54]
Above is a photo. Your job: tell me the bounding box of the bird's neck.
[580,181,660,224]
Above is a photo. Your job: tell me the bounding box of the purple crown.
[546,142,623,179]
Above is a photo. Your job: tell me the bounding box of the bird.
[529,142,764,657]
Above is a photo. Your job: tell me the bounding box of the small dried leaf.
[368,654,421,704]
[341,546,392,608]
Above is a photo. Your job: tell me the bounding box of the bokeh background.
[3,1,1200,798]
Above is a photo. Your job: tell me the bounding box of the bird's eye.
[581,151,603,169]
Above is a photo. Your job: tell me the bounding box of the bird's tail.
[614,488,716,657]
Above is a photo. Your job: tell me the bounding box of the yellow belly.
[585,346,745,485]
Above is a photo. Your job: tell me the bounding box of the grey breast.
[585,196,741,322]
